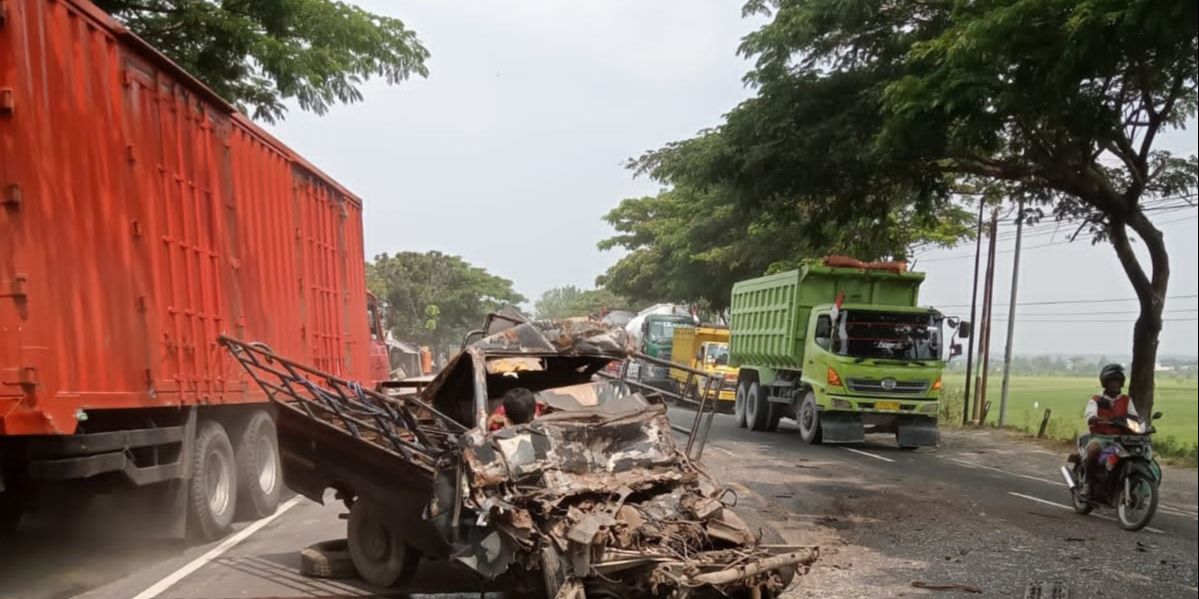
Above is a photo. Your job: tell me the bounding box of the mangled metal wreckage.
[221,315,817,598]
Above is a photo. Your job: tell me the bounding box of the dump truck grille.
[846,378,930,395]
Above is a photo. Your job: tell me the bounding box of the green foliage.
[366,252,524,355]
[604,0,1197,410]
[96,0,429,122]
[533,286,636,320]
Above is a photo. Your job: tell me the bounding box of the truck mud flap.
[819,411,865,443]
[896,417,939,447]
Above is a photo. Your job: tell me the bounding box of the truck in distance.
[728,257,969,448]
[669,326,737,410]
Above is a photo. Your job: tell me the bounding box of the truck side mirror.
[1152,411,1163,421]
[957,321,972,339]
[949,343,962,358]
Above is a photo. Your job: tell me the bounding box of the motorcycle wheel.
[1116,473,1158,532]
[1069,464,1093,515]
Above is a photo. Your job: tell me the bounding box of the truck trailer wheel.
[0,492,24,537]
[734,381,748,428]
[234,410,282,519]
[797,391,823,444]
[188,420,239,540]
[347,499,419,587]
[746,382,771,432]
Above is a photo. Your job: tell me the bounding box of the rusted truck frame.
[221,316,817,598]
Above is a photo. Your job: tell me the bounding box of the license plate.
[875,400,900,411]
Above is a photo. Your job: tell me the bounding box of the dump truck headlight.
[832,398,852,410]
[920,402,939,414]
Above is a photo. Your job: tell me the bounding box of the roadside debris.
[221,314,818,597]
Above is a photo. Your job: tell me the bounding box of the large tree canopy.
[603,0,1197,412]
[366,252,524,357]
[96,0,429,122]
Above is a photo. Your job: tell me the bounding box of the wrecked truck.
[220,315,816,598]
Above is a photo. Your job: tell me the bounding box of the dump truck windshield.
[834,310,941,361]
[705,343,730,366]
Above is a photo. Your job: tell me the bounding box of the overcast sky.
[269,1,1198,358]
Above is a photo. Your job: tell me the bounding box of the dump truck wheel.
[348,499,419,587]
[188,420,238,540]
[747,382,770,431]
[300,539,357,579]
[234,410,282,519]
[797,391,823,445]
[734,381,748,428]
[766,402,784,432]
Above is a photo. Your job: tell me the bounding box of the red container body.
[0,0,374,435]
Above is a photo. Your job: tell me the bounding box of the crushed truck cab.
[729,257,967,448]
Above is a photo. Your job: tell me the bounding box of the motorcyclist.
[1080,363,1139,495]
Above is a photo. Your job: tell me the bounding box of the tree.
[533,286,635,320]
[95,0,429,122]
[366,252,524,356]
[598,137,974,311]
[609,0,1196,414]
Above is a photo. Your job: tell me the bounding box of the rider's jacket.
[1084,392,1138,435]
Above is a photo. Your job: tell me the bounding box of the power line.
[988,318,1198,323]
[1012,308,1199,317]
[935,293,1199,309]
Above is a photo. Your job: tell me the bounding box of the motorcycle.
[1060,411,1163,531]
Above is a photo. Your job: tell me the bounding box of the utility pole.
[961,200,986,425]
[998,199,1024,428]
[974,209,999,424]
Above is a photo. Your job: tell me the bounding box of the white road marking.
[130,496,303,599]
[1007,492,1164,534]
[842,447,896,463]
[948,457,1197,521]
[710,445,737,457]
[945,457,1061,485]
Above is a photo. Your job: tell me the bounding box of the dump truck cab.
[669,326,737,409]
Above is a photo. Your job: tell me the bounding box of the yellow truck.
[670,326,738,410]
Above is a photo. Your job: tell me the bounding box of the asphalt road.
[1,408,1195,599]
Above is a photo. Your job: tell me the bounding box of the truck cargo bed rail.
[219,336,464,473]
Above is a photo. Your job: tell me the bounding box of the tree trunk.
[1108,213,1170,415]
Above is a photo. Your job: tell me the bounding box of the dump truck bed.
[729,263,926,370]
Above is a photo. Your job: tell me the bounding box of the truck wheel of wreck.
[233,410,282,519]
[738,511,797,592]
[188,420,239,540]
[746,382,770,432]
[348,499,419,587]
[797,391,822,445]
[734,380,748,428]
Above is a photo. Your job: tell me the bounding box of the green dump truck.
[728,258,969,448]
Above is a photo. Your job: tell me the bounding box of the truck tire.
[797,391,823,444]
[233,410,282,519]
[347,499,419,587]
[0,492,23,537]
[747,382,770,432]
[188,420,238,540]
[766,403,784,432]
[734,380,748,429]
[300,539,357,579]
[736,510,798,593]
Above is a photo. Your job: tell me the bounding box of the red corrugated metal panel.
[0,0,372,435]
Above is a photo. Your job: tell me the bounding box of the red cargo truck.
[0,0,387,538]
